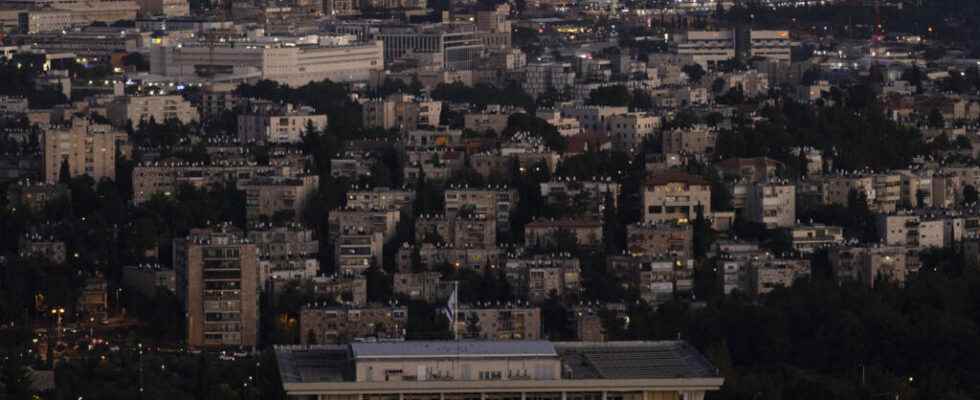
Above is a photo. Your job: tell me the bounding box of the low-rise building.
[362,94,441,130]
[608,256,694,304]
[248,224,320,286]
[505,255,581,303]
[238,175,320,223]
[626,222,692,258]
[744,180,796,228]
[5,180,68,213]
[335,230,384,275]
[444,186,520,232]
[456,305,541,340]
[662,125,717,156]
[540,179,620,216]
[274,341,724,400]
[643,172,712,224]
[748,257,810,295]
[238,106,328,144]
[415,214,497,248]
[329,208,402,242]
[107,95,199,128]
[345,187,416,213]
[393,271,451,302]
[782,224,844,253]
[310,275,368,306]
[829,246,918,288]
[300,305,407,344]
[525,219,603,249]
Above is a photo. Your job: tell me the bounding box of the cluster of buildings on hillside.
[4,0,980,396]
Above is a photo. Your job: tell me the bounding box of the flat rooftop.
[276,341,719,384]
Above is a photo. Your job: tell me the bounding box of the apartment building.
[310,275,368,306]
[456,306,541,340]
[300,305,408,344]
[107,94,199,128]
[173,226,259,348]
[829,246,917,288]
[42,118,121,183]
[505,255,581,303]
[275,341,724,400]
[662,125,717,155]
[608,256,694,304]
[876,211,964,249]
[525,219,604,248]
[626,222,693,258]
[540,179,621,215]
[335,230,384,275]
[594,112,658,152]
[393,271,451,302]
[819,173,902,213]
[415,214,497,248]
[362,94,441,130]
[238,106,328,144]
[238,175,320,222]
[444,186,520,232]
[571,303,625,342]
[748,257,810,295]
[397,243,506,272]
[150,37,384,86]
[247,224,320,286]
[781,224,844,253]
[525,62,575,97]
[643,172,712,224]
[18,234,66,264]
[745,180,796,228]
[345,187,416,213]
[329,208,402,242]
[131,161,291,204]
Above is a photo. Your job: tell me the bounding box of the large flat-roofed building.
[1,0,139,24]
[150,37,384,86]
[376,23,485,71]
[275,340,723,400]
[673,29,790,69]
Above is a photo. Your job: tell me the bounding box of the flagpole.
[452,280,459,341]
